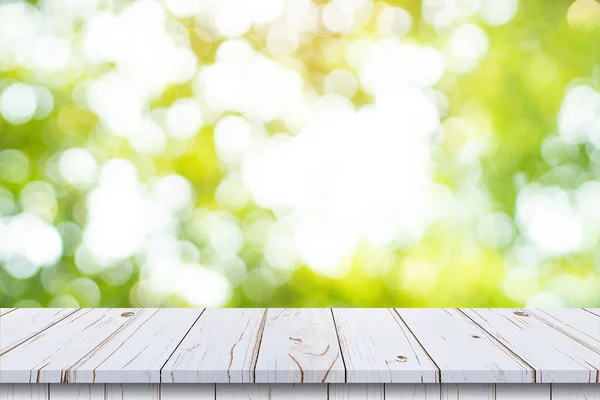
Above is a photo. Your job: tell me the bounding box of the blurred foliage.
[1,0,600,308]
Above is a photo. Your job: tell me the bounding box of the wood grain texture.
[529,309,600,353]
[160,384,215,399]
[0,384,48,400]
[216,384,327,399]
[255,309,344,383]
[162,309,267,383]
[396,309,534,383]
[48,384,104,399]
[332,309,438,383]
[552,384,600,399]
[329,384,383,399]
[583,309,600,317]
[0,309,141,383]
[385,384,441,399]
[68,309,202,383]
[462,309,600,383]
[495,384,551,399]
[441,384,494,400]
[0,309,78,356]
[104,384,159,400]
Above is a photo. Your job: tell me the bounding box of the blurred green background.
[1,0,599,308]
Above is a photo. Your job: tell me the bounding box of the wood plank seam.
[62,309,156,383]
[392,309,442,383]
[457,308,538,382]
[582,308,600,317]
[0,308,17,317]
[460,308,600,383]
[329,309,348,383]
[0,308,81,357]
[528,309,600,355]
[250,309,268,383]
[158,309,206,384]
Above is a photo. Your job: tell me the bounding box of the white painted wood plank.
[332,309,439,383]
[0,384,48,400]
[254,309,344,383]
[529,309,600,354]
[0,309,78,356]
[329,384,384,399]
[583,309,600,317]
[552,384,600,399]
[160,384,215,399]
[462,309,599,383]
[49,384,104,399]
[385,384,440,399]
[216,384,326,399]
[0,308,16,316]
[441,384,494,400]
[0,308,146,383]
[104,384,158,400]
[162,309,267,383]
[396,309,534,383]
[68,308,202,383]
[495,384,551,399]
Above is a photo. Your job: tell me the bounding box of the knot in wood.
[513,311,529,317]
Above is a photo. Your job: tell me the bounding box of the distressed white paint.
[495,384,551,399]
[329,384,383,399]
[1,308,599,388]
[162,309,267,383]
[529,309,600,353]
[216,384,327,399]
[255,309,344,383]
[49,384,104,400]
[552,384,600,399]
[0,309,141,383]
[461,309,599,383]
[332,309,438,383]
[160,384,215,399]
[104,384,159,400]
[396,309,534,383]
[441,384,494,400]
[69,309,203,383]
[0,309,78,356]
[0,384,48,400]
[385,384,440,399]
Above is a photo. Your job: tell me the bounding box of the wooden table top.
[0,308,598,384]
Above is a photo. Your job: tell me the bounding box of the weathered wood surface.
[1,309,143,382]
[396,309,534,383]
[1,384,598,400]
[161,309,267,383]
[529,309,600,353]
[461,309,600,383]
[1,308,599,384]
[0,309,78,356]
[255,309,344,383]
[68,309,202,383]
[332,309,438,383]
